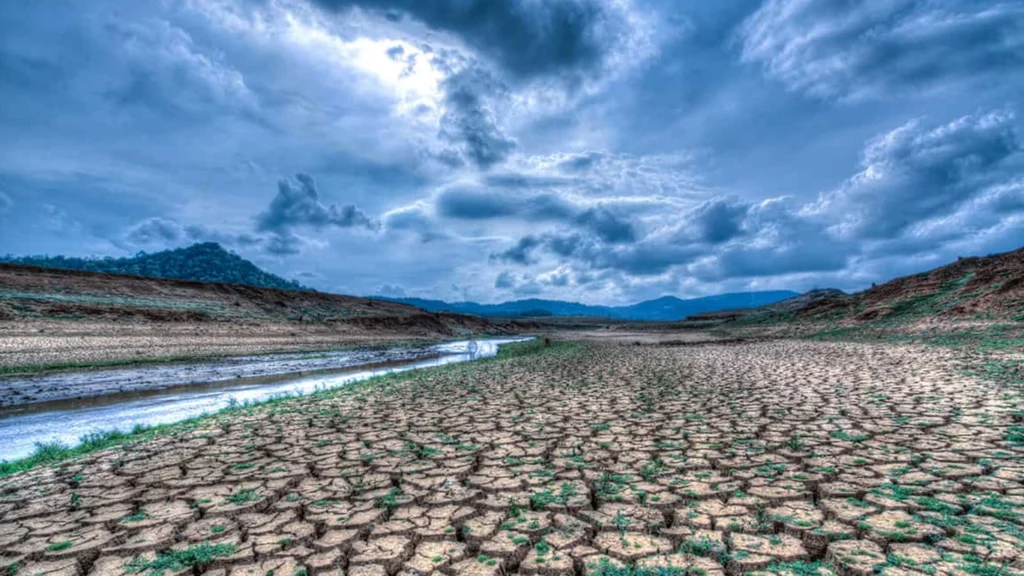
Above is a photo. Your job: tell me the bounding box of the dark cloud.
[485,194,829,279]
[740,1,1024,100]
[437,66,517,169]
[309,0,623,82]
[494,270,515,289]
[573,207,637,244]
[555,151,603,172]
[691,198,749,244]
[437,186,521,219]
[817,111,1022,239]
[263,232,305,256]
[596,242,705,276]
[494,270,542,295]
[257,174,378,233]
[547,233,585,258]
[125,217,186,244]
[491,235,543,265]
[437,186,572,220]
[487,196,750,276]
[482,172,575,188]
[377,283,406,297]
[383,205,448,243]
[308,0,644,171]
[123,217,270,254]
[125,171,387,258]
[694,200,853,280]
[438,185,636,243]
[492,230,699,276]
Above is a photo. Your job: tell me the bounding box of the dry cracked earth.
[1,341,1023,576]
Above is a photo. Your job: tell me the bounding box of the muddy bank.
[0,343,451,407]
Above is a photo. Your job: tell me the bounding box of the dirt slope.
[843,247,1024,322]
[0,264,504,372]
[714,247,1024,330]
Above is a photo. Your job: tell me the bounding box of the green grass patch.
[587,557,686,576]
[223,488,261,505]
[125,542,237,576]
[0,425,161,477]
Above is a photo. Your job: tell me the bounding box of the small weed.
[223,489,260,505]
[125,543,237,576]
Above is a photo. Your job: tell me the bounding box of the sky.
[0,0,1022,305]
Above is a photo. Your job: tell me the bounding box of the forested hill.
[0,243,307,291]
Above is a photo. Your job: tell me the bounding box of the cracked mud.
[1,341,1022,576]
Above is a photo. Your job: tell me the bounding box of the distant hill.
[374,291,800,321]
[0,243,307,291]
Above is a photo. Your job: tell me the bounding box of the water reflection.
[0,338,526,461]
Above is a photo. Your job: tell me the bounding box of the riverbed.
[0,337,526,461]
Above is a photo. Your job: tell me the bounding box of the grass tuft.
[125,542,237,576]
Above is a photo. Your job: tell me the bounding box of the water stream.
[0,337,527,461]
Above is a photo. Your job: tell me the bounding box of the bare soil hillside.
[700,247,1024,336]
[0,265,504,373]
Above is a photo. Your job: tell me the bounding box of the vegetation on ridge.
[0,242,306,291]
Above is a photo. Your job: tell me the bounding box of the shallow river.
[0,337,527,461]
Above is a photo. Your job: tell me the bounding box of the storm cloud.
[815,111,1023,239]
[489,110,1024,285]
[438,185,636,244]
[308,0,629,81]
[2,0,1023,304]
[437,67,517,169]
[257,174,378,234]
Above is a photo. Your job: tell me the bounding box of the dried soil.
[1,341,1022,576]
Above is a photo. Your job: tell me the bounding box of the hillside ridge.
[0,243,306,291]
[707,246,1024,329]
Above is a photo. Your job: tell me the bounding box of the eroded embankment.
[0,340,1022,576]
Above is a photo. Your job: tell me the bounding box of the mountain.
[374,291,800,321]
[1,243,801,321]
[614,292,800,321]
[0,243,307,291]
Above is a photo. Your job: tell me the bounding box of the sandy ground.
[0,340,1022,576]
[0,321,451,371]
[549,329,724,345]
